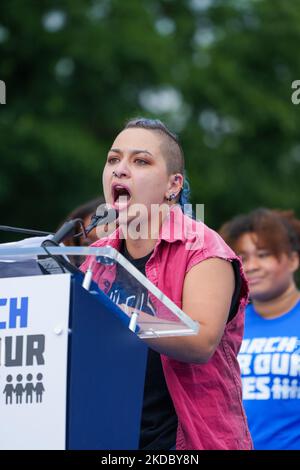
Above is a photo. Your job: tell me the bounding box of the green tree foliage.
[1,0,300,240]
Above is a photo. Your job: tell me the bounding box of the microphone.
[39,218,86,275]
[38,205,118,277]
[83,205,118,235]
[81,206,118,291]
[50,218,82,245]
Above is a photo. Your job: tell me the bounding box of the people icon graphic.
[25,373,35,404]
[35,373,45,403]
[3,375,14,404]
[15,374,24,404]
[3,373,45,405]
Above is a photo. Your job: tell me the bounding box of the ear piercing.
[167,193,177,201]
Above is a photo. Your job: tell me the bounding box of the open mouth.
[112,184,132,207]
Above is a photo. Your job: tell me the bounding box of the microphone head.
[85,204,118,233]
[51,219,81,245]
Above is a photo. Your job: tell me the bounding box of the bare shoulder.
[185,257,235,287]
[182,257,235,324]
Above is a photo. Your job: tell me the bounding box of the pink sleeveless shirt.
[80,206,252,450]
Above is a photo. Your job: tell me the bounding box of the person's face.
[235,232,299,302]
[102,128,179,221]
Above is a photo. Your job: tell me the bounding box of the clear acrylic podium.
[0,245,199,449]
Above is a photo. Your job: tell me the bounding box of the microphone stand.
[1,207,118,281]
[40,219,84,275]
[0,225,53,237]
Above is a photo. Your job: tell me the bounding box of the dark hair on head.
[220,208,300,258]
[123,117,185,176]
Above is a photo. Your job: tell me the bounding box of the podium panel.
[0,274,71,450]
[68,278,148,450]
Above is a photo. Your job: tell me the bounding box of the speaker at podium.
[0,245,198,449]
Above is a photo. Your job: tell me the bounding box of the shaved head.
[124,117,184,176]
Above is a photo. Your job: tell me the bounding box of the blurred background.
[1,0,300,242]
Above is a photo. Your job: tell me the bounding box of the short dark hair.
[123,117,184,175]
[220,208,300,259]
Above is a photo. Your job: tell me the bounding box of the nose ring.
[112,170,119,177]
